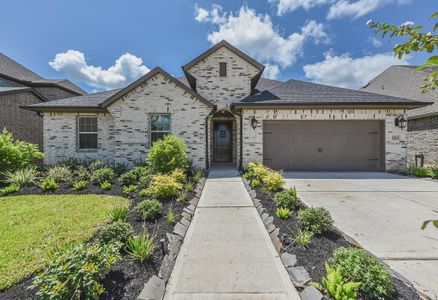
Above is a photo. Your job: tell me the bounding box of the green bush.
[119,166,151,186]
[32,242,121,299]
[2,167,39,186]
[40,177,58,191]
[274,188,299,209]
[295,230,313,248]
[74,165,91,181]
[147,135,189,173]
[0,184,20,196]
[88,160,107,172]
[125,233,155,262]
[276,207,292,220]
[100,180,112,190]
[144,173,183,198]
[119,171,138,186]
[123,184,138,195]
[72,180,88,191]
[107,207,128,222]
[90,168,115,184]
[133,199,162,221]
[245,162,284,192]
[331,247,393,299]
[97,221,133,243]
[0,129,44,174]
[415,167,434,178]
[298,207,333,234]
[46,165,72,183]
[250,179,261,188]
[322,262,360,300]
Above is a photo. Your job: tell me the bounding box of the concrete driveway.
[283,172,438,300]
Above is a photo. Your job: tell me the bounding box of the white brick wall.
[186,47,259,110]
[241,108,408,171]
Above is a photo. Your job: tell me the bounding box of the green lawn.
[0,194,130,290]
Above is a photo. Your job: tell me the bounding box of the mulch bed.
[0,179,199,300]
[252,186,421,300]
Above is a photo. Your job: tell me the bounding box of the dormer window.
[219,62,227,77]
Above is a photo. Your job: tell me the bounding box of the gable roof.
[0,86,46,101]
[24,67,215,112]
[232,79,430,108]
[360,65,438,118]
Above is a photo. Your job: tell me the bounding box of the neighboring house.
[0,52,85,148]
[24,41,428,172]
[361,65,438,166]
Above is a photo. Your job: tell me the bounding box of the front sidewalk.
[164,166,299,299]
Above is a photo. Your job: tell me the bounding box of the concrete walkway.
[164,166,300,300]
[284,172,438,300]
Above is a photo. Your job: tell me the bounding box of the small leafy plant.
[100,180,112,190]
[262,170,284,192]
[250,179,261,188]
[298,207,333,234]
[322,262,360,300]
[40,177,58,191]
[133,199,162,221]
[98,221,133,243]
[72,180,88,191]
[123,184,138,195]
[125,231,156,262]
[46,165,72,183]
[2,167,39,187]
[295,230,313,248]
[184,181,194,192]
[274,187,299,209]
[276,207,291,220]
[107,207,128,222]
[144,173,183,198]
[88,160,107,172]
[90,167,115,184]
[192,170,204,185]
[165,206,177,224]
[0,184,20,196]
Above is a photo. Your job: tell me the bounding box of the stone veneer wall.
[33,87,79,101]
[241,108,408,171]
[407,115,438,166]
[0,91,43,149]
[43,73,212,169]
[186,47,260,110]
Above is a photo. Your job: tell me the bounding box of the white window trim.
[149,113,171,146]
[77,116,98,151]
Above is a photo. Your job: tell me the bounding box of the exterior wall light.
[394,114,407,129]
[251,116,258,129]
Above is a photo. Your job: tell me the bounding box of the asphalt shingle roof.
[0,52,43,81]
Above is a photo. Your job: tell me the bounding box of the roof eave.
[21,105,108,113]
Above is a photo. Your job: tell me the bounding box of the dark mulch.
[252,186,421,300]
[0,180,199,300]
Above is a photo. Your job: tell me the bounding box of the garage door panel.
[263,121,384,171]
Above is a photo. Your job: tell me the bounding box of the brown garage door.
[263,121,384,171]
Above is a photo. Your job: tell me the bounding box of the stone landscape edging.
[137,176,207,300]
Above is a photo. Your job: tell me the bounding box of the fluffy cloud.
[263,64,281,79]
[303,52,409,89]
[327,0,409,20]
[195,5,329,79]
[368,37,383,48]
[270,0,333,15]
[49,50,150,90]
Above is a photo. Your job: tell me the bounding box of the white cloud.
[303,52,409,89]
[194,5,210,22]
[49,50,150,90]
[270,0,333,15]
[368,37,383,48]
[194,4,225,24]
[195,4,329,78]
[264,64,281,79]
[327,0,409,20]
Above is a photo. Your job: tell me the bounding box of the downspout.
[205,114,209,170]
[239,111,243,171]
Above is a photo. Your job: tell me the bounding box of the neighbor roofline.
[99,67,215,109]
[231,102,432,110]
[21,105,109,113]
[0,87,47,101]
[408,111,438,120]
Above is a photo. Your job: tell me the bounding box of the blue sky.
[0,0,434,92]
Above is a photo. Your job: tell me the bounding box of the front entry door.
[213,122,232,162]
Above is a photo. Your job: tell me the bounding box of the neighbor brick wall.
[186,47,260,110]
[241,108,408,172]
[407,116,438,166]
[0,91,43,149]
[33,87,78,101]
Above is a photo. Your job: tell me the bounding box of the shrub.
[2,167,39,186]
[46,165,72,183]
[263,170,284,192]
[245,162,284,192]
[250,179,261,188]
[295,230,313,247]
[88,160,107,172]
[119,166,151,186]
[125,233,155,262]
[147,135,189,173]
[331,247,393,299]
[246,162,270,180]
[298,207,333,234]
[144,173,183,198]
[108,207,128,222]
[72,180,88,191]
[0,184,20,196]
[32,242,121,299]
[74,165,91,181]
[107,161,129,176]
[0,129,44,174]
[165,206,176,224]
[123,184,138,195]
[415,167,434,178]
[322,262,360,300]
[98,221,133,243]
[101,180,112,190]
[274,188,299,209]
[40,177,58,191]
[184,181,194,192]
[276,207,291,220]
[192,170,204,184]
[90,168,115,184]
[170,168,186,183]
[133,199,162,220]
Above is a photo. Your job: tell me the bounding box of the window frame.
[76,116,98,151]
[149,113,172,146]
[219,62,227,77]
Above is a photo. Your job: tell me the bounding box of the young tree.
[368,12,438,93]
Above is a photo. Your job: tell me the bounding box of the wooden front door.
[213,122,232,162]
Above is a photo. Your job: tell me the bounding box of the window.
[77,117,97,149]
[150,114,171,144]
[219,62,227,77]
